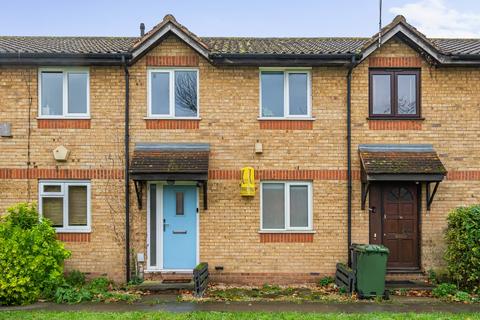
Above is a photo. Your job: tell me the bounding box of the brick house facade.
[1,15,480,284]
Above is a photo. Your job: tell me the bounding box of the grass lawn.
[1,312,480,320]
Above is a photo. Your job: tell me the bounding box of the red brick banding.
[0,168,123,179]
[145,119,200,129]
[369,56,422,68]
[210,272,322,285]
[259,120,313,130]
[57,233,90,242]
[37,119,91,129]
[368,120,423,130]
[260,233,314,243]
[208,169,362,180]
[447,171,480,180]
[146,55,199,67]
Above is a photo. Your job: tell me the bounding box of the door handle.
[163,219,169,231]
[369,206,376,213]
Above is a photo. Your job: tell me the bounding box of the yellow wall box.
[240,167,255,197]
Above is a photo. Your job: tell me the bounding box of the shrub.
[318,276,334,287]
[444,205,480,292]
[453,291,472,303]
[432,283,457,298]
[65,270,86,287]
[88,277,112,293]
[0,203,71,305]
[54,285,93,304]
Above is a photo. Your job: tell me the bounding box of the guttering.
[210,53,356,66]
[346,54,359,267]
[122,55,131,283]
[0,52,132,66]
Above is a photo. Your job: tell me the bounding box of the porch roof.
[130,143,210,181]
[359,144,447,182]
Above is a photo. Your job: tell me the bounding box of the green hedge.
[444,205,480,293]
[0,203,71,305]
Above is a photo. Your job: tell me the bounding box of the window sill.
[367,117,424,121]
[144,117,201,120]
[258,230,315,234]
[258,117,315,121]
[55,229,91,233]
[37,116,91,120]
[259,231,314,243]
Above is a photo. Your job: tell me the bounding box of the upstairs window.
[148,69,199,118]
[369,69,420,118]
[39,181,91,232]
[39,68,89,118]
[260,70,311,118]
[261,181,312,231]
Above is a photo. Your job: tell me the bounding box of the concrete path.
[2,295,480,314]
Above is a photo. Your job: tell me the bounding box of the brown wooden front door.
[369,183,419,270]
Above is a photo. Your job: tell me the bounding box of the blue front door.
[162,185,197,269]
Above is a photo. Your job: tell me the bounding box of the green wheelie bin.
[351,244,389,298]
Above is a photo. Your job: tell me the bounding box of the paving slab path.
[2,295,480,314]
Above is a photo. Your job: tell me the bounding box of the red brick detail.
[208,170,362,181]
[57,233,90,242]
[368,120,423,130]
[0,168,123,179]
[259,120,313,130]
[146,55,199,67]
[369,56,422,68]
[145,119,200,129]
[260,233,314,243]
[210,272,322,285]
[37,119,91,129]
[447,171,480,180]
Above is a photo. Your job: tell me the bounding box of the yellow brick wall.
[1,34,480,283]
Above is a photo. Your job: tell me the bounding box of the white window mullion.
[284,72,289,117]
[284,182,290,230]
[63,72,68,117]
[63,183,69,228]
[170,70,175,117]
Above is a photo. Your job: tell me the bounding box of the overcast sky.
[1,0,479,38]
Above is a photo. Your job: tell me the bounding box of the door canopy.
[359,144,447,211]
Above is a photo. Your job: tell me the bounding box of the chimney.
[140,23,145,37]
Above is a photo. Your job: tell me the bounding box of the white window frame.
[147,68,200,119]
[38,67,90,119]
[38,180,91,233]
[259,68,312,119]
[260,181,313,231]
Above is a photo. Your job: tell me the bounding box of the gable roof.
[1,15,480,66]
[130,14,210,62]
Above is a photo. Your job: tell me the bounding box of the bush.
[0,203,71,305]
[432,283,457,298]
[65,270,86,287]
[318,276,334,287]
[87,277,112,293]
[444,205,480,293]
[453,291,472,303]
[54,285,93,304]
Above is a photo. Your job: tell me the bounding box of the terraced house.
[1,14,480,284]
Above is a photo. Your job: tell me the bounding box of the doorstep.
[135,280,194,292]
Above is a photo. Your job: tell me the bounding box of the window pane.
[290,185,309,228]
[261,72,284,117]
[68,73,88,114]
[262,183,285,229]
[176,192,184,215]
[151,72,170,115]
[175,71,198,117]
[397,75,417,115]
[41,72,63,116]
[149,184,157,266]
[68,186,87,226]
[288,73,308,115]
[43,185,61,193]
[372,74,391,115]
[42,197,63,227]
